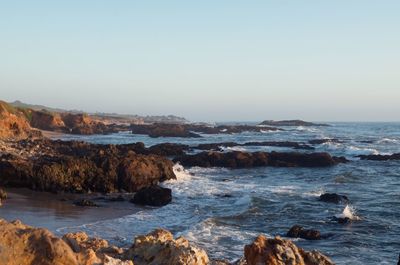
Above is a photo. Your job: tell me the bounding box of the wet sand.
[0,188,138,234]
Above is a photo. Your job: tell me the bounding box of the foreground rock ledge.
[244,235,334,265]
[0,219,336,265]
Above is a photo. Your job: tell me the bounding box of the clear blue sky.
[1,1,399,122]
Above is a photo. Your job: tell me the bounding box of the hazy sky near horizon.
[1,1,399,122]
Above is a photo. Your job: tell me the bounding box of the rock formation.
[319,193,349,204]
[259,120,329,127]
[131,185,172,206]
[0,101,39,140]
[175,151,347,169]
[124,228,209,265]
[0,139,176,193]
[244,235,334,265]
[286,225,321,240]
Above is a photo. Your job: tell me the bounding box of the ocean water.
[54,123,400,264]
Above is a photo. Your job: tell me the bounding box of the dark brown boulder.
[131,185,172,206]
[148,143,190,156]
[131,123,200,138]
[287,225,321,240]
[319,193,349,204]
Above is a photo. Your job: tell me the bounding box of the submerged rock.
[287,225,321,240]
[131,185,172,206]
[244,235,334,265]
[319,193,349,204]
[124,228,209,265]
[358,153,400,161]
[175,151,346,169]
[259,120,329,127]
[74,199,99,207]
[308,138,342,145]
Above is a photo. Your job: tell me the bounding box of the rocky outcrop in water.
[244,235,334,265]
[124,228,209,265]
[308,138,342,145]
[259,120,329,127]
[131,123,201,138]
[147,143,190,156]
[287,225,321,240]
[187,124,281,134]
[131,185,172,206]
[358,153,400,161]
[0,139,176,193]
[194,141,314,151]
[319,193,349,204]
[175,151,347,168]
[130,123,281,138]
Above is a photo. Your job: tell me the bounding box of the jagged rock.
[319,193,349,204]
[0,139,176,193]
[175,151,346,169]
[0,219,99,265]
[104,255,134,265]
[62,231,109,253]
[0,101,39,140]
[287,225,321,240]
[244,235,334,265]
[131,186,172,206]
[125,228,209,265]
[30,110,66,131]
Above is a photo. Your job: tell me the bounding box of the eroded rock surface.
[0,139,176,193]
[124,228,209,265]
[244,235,334,265]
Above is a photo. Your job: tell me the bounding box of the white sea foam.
[222,146,247,152]
[303,188,325,197]
[167,163,192,183]
[321,142,380,156]
[377,138,399,144]
[296,126,319,133]
[335,205,361,221]
[268,185,298,195]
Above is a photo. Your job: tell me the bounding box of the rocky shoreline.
[0,218,334,265]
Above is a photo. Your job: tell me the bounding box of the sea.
[6,122,400,264]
